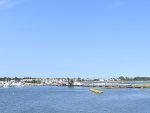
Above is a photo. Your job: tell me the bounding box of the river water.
[0,86,150,113]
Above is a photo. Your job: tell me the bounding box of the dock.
[83,82,150,89]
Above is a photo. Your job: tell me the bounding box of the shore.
[1,81,150,89]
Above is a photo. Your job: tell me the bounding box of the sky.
[0,0,150,78]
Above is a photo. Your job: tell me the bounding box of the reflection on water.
[0,86,150,113]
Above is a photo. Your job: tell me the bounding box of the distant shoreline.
[1,82,150,89]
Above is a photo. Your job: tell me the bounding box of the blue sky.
[0,0,150,78]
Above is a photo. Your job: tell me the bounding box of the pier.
[82,82,150,89]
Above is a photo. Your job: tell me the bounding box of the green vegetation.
[133,77,150,81]
[118,76,150,81]
[118,76,133,81]
[0,77,21,81]
[25,80,41,84]
[77,77,81,82]
[93,79,99,81]
[132,84,150,88]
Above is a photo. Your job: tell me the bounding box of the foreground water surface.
[0,86,150,113]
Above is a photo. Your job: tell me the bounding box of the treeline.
[0,77,21,81]
[118,76,150,81]
[0,77,37,81]
[0,77,41,84]
[25,80,41,84]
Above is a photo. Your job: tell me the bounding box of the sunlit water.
[0,86,150,113]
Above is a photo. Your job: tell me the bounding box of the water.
[0,86,150,113]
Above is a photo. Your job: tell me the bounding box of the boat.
[90,88,103,94]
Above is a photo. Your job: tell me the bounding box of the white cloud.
[0,0,22,9]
